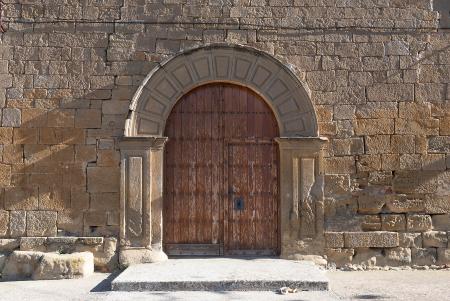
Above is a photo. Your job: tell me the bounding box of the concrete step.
[111,258,329,291]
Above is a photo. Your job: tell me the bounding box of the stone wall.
[0,0,449,268]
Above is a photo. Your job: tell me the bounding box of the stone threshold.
[111,258,329,291]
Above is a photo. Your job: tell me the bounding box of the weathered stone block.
[399,233,422,248]
[47,109,75,127]
[381,214,406,231]
[411,247,437,266]
[344,231,399,248]
[13,128,38,144]
[424,196,450,214]
[90,193,119,211]
[75,109,102,129]
[1,108,21,127]
[386,198,425,213]
[0,239,19,252]
[355,102,398,119]
[4,187,39,210]
[26,211,57,237]
[325,248,354,267]
[352,248,382,267]
[384,247,412,266]
[367,84,414,102]
[428,136,450,153]
[0,253,5,271]
[432,214,450,231]
[422,231,448,248]
[325,232,344,248]
[357,187,391,214]
[1,251,44,280]
[353,118,394,135]
[0,210,8,236]
[20,237,47,252]
[361,215,381,231]
[437,248,450,265]
[9,211,26,237]
[84,211,107,227]
[97,150,120,167]
[0,127,13,144]
[87,167,120,192]
[33,252,94,280]
[0,163,11,186]
[385,40,409,55]
[407,214,432,231]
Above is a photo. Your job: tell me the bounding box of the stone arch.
[125,44,318,138]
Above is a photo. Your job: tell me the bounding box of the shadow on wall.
[0,59,158,239]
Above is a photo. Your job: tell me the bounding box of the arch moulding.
[125,44,318,138]
[118,44,328,267]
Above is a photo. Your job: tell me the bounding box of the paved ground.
[0,269,449,300]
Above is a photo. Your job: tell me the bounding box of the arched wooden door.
[163,83,279,256]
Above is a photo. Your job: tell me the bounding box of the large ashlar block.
[87,167,120,193]
[406,214,432,231]
[0,210,8,236]
[26,211,57,236]
[422,231,448,248]
[2,251,94,280]
[344,231,399,248]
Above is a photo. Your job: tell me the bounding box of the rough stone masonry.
[0,0,449,273]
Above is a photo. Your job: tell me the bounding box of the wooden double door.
[163,83,279,256]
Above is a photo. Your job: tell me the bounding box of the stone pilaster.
[118,137,168,267]
[276,137,328,257]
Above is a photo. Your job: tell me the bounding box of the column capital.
[119,136,168,150]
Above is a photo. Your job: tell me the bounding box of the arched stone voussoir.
[125,44,319,137]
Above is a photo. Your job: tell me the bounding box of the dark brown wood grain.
[163,83,279,256]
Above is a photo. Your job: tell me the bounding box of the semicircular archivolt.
[126,44,318,138]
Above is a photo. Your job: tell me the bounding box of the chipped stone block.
[361,215,381,231]
[9,211,26,237]
[424,196,450,214]
[0,253,6,271]
[0,210,8,236]
[384,247,412,266]
[381,214,406,231]
[4,187,39,210]
[399,233,423,248]
[2,251,44,280]
[77,237,103,245]
[437,248,450,265]
[0,239,20,252]
[344,231,399,248]
[411,247,437,266]
[33,252,94,280]
[20,237,47,252]
[406,214,432,231]
[352,248,382,267]
[26,211,57,237]
[422,231,448,248]
[385,198,425,213]
[325,232,344,248]
[325,248,354,267]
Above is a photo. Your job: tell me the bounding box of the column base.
[119,248,168,268]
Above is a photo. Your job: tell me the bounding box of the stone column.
[276,137,328,258]
[118,137,168,267]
